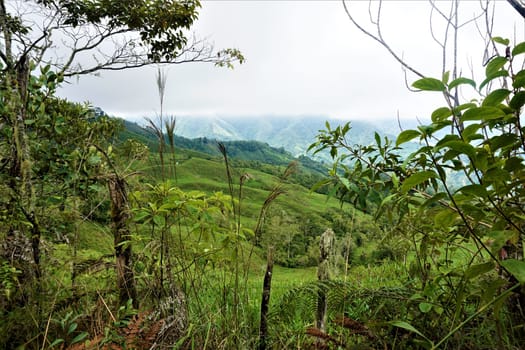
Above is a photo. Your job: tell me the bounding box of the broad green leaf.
[412,77,446,92]
[461,107,504,121]
[510,91,525,110]
[421,192,447,209]
[485,56,508,77]
[437,140,476,159]
[419,302,432,313]
[512,42,525,56]
[479,70,509,91]
[448,77,476,90]
[337,175,351,191]
[431,107,452,122]
[396,129,421,146]
[400,171,437,193]
[482,89,510,107]
[453,102,477,114]
[492,37,510,46]
[489,134,518,151]
[457,184,487,198]
[435,134,461,147]
[389,321,431,343]
[513,70,525,89]
[462,123,481,140]
[501,259,525,284]
[465,261,495,280]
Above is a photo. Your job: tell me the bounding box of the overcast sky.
[57,1,524,122]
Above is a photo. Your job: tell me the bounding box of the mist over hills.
[172,115,400,157]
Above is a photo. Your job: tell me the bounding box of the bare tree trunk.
[316,229,335,337]
[258,246,275,350]
[108,174,138,308]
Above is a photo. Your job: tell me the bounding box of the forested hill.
[118,119,328,176]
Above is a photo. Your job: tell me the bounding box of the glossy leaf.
[482,89,510,107]
[412,77,446,92]
[448,77,476,90]
[513,70,525,89]
[492,37,510,46]
[400,171,437,193]
[479,70,508,91]
[437,140,476,159]
[485,56,508,77]
[396,129,421,146]
[461,107,504,121]
[509,91,525,110]
[431,107,452,122]
[512,41,525,56]
[457,184,487,198]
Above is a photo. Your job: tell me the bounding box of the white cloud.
[57,1,523,122]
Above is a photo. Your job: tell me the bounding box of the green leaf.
[457,184,487,198]
[465,262,495,280]
[492,37,510,46]
[485,56,508,77]
[419,302,432,313]
[49,339,64,348]
[482,89,510,107]
[501,259,525,284]
[68,322,78,334]
[412,77,446,92]
[436,140,476,159]
[512,42,525,56]
[461,107,504,121]
[71,332,89,345]
[337,175,351,191]
[486,230,519,253]
[513,70,525,89]
[442,71,450,85]
[434,208,459,228]
[510,91,525,110]
[389,321,432,343]
[310,178,331,193]
[448,77,476,90]
[479,70,509,91]
[400,171,437,193]
[374,132,381,147]
[453,102,477,114]
[431,107,452,122]
[396,129,421,146]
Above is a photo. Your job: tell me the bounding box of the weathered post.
[108,174,138,308]
[258,245,275,350]
[316,228,335,333]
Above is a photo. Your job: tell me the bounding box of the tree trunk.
[316,229,335,335]
[108,174,138,308]
[258,246,274,350]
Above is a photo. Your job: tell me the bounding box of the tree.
[307,1,525,347]
[0,0,243,342]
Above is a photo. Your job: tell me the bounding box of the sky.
[57,1,524,123]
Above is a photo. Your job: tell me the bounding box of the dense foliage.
[1,0,524,348]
